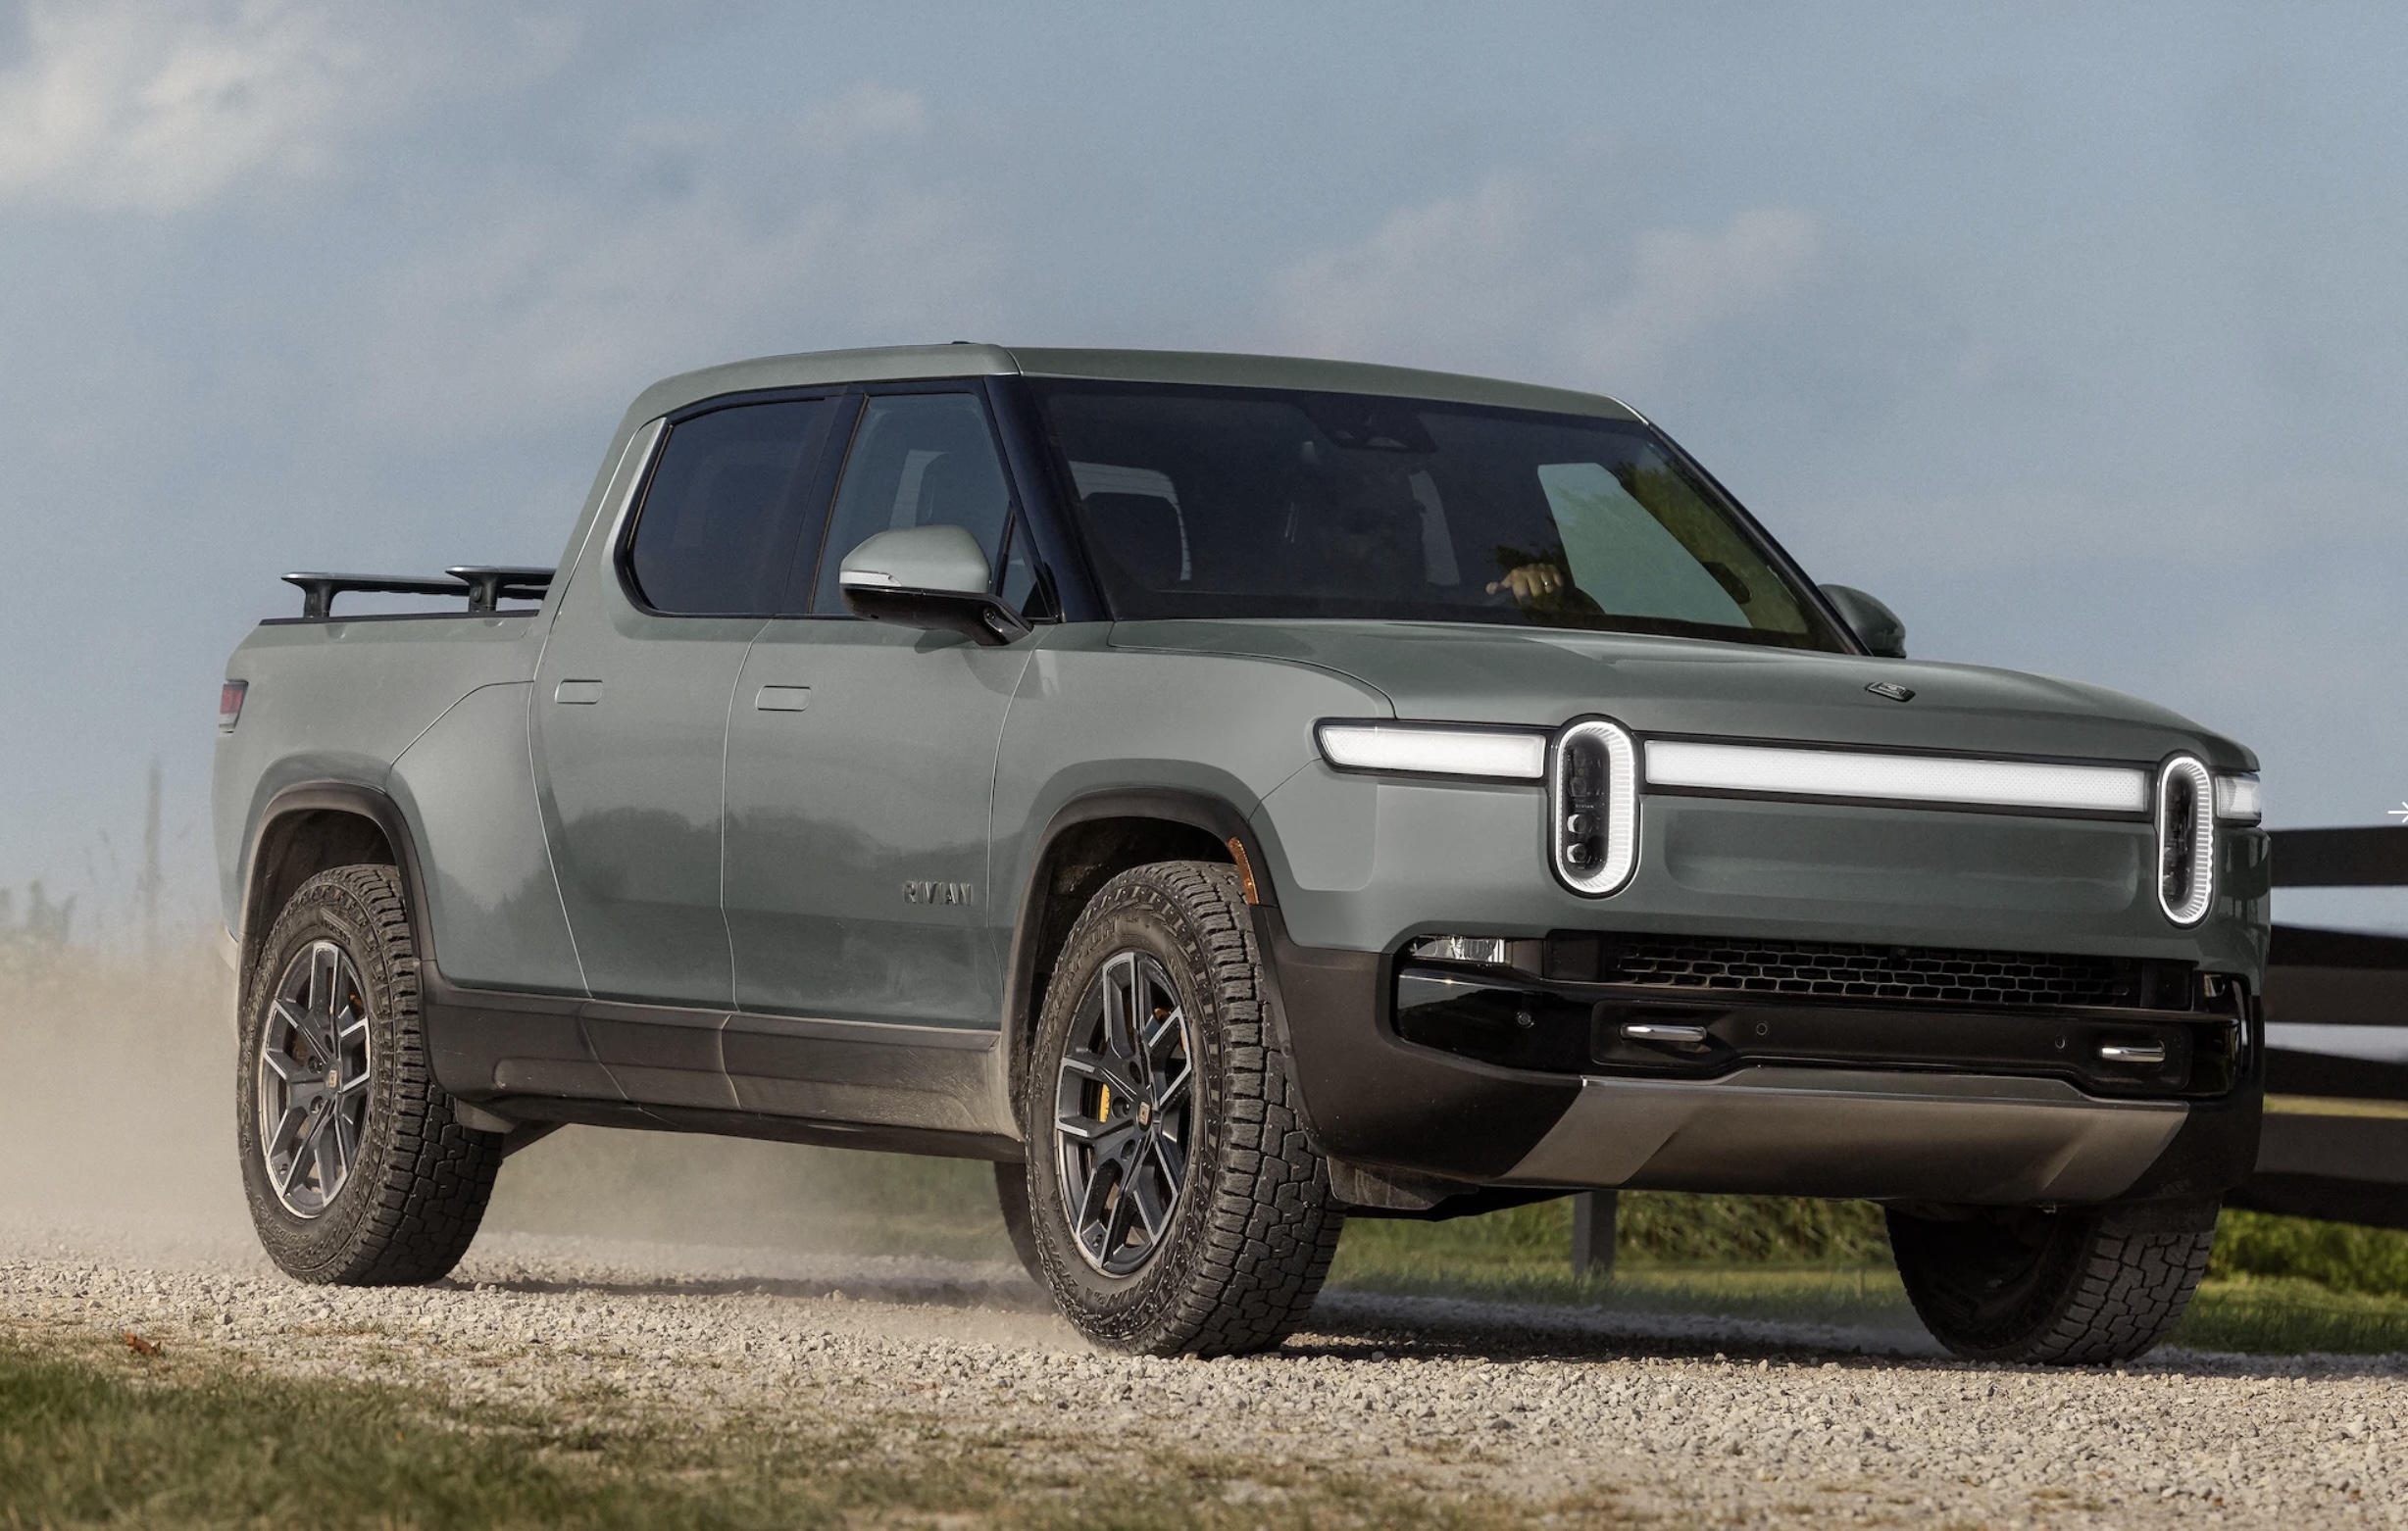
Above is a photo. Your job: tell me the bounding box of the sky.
[4,1,2407,933]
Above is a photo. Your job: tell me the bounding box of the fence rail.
[2232,826,2408,1230]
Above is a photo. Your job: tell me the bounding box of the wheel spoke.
[1059,1116,1137,1160]
[1128,1156,1174,1241]
[1100,957,1138,1062]
[329,1110,358,1185]
[1075,1160,1119,1243]
[271,999,311,1056]
[264,1050,314,1086]
[275,1125,312,1197]
[304,1114,339,1198]
[267,1102,309,1155]
[1141,1000,1182,1064]
[1148,1132,1187,1194]
[309,943,337,1017]
[1102,1180,1140,1255]
[1153,1060,1192,1114]
[1059,1049,1109,1081]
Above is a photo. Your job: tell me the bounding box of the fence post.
[1572,1190,1618,1279]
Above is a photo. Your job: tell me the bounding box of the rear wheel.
[1887,1201,2218,1364]
[1020,861,1343,1356]
[236,864,501,1285]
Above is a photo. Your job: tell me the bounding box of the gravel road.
[6,1221,2402,1528]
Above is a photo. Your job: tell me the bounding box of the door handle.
[754,686,811,713]
[554,679,603,705]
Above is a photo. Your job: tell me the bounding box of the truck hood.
[1106,620,2256,770]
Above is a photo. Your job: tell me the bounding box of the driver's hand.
[1486,564,1565,601]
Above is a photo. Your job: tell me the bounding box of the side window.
[998,516,1050,617]
[809,392,1014,613]
[627,398,836,616]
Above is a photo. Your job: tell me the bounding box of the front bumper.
[1257,907,2264,1210]
[1504,1067,2182,1202]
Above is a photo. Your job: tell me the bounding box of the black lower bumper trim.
[1254,908,1577,1180]
[1394,963,2248,1099]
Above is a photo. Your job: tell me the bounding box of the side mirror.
[1819,584,1907,659]
[838,525,1030,647]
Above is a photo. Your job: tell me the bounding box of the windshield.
[1031,381,1845,651]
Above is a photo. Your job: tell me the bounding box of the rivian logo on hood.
[1865,681,1916,703]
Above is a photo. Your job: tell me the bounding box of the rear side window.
[807,392,1014,614]
[627,398,837,616]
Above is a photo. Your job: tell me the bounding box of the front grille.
[1545,932,2183,1010]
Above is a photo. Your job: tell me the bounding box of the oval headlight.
[2156,755,2216,926]
[1551,717,1638,897]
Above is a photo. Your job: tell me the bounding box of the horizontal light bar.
[1316,721,1547,780]
[1644,740,2149,815]
[2214,771,2262,823]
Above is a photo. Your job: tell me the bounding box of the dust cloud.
[0,934,1015,1269]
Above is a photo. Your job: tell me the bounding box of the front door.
[722,388,1036,1128]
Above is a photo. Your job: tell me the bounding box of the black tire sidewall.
[235,867,414,1282]
[1887,1206,2094,1359]
[1022,870,1231,1346]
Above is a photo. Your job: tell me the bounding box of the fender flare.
[239,780,437,978]
[996,787,1288,1133]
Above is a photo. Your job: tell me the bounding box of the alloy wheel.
[255,939,375,1217]
[1052,950,1195,1276]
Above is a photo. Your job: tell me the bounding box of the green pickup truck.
[215,345,2268,1363]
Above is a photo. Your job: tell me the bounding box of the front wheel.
[1020,861,1343,1356]
[1887,1201,2218,1364]
[236,864,501,1285]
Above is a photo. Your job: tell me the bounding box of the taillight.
[220,680,248,733]
[2155,755,2214,926]
[1549,717,1639,897]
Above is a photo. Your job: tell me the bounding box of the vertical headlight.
[2156,756,2216,926]
[1550,717,1638,897]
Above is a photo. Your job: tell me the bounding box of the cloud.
[796,81,929,156]
[0,1,575,213]
[0,1,361,210]
[333,114,998,439]
[1264,172,1822,396]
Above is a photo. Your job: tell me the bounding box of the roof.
[620,344,1643,425]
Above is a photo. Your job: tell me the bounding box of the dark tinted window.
[808,393,1014,613]
[1033,383,1842,651]
[627,398,836,616]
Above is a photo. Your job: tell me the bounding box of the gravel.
[6,1220,2404,1526]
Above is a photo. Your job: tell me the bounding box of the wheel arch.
[240,782,434,981]
[1000,789,1279,1115]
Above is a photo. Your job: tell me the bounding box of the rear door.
[721,385,1040,1130]
[533,395,845,1032]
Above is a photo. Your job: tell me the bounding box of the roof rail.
[280,567,556,620]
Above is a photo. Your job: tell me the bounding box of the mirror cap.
[838,524,1030,647]
[839,524,991,597]
[1819,583,1907,658]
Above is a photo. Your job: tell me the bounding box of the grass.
[0,1333,1579,1531]
[1329,1192,2408,1356]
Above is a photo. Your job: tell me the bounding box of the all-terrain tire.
[236,864,502,1285]
[1021,861,1344,1356]
[993,1161,1046,1287]
[1888,1201,2218,1364]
